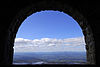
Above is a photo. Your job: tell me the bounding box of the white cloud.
[63,37,85,46]
[48,44,56,47]
[14,36,86,52]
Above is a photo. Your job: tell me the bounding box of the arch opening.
[13,10,87,65]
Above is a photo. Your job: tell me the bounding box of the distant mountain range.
[13,52,87,65]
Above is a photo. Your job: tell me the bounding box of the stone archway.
[7,0,95,64]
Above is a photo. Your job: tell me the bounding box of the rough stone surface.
[0,0,99,66]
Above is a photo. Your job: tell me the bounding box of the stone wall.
[0,0,99,65]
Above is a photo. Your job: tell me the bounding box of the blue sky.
[14,10,86,52]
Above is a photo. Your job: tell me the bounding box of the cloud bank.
[14,37,86,52]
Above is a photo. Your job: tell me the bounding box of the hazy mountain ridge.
[13,52,86,64]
